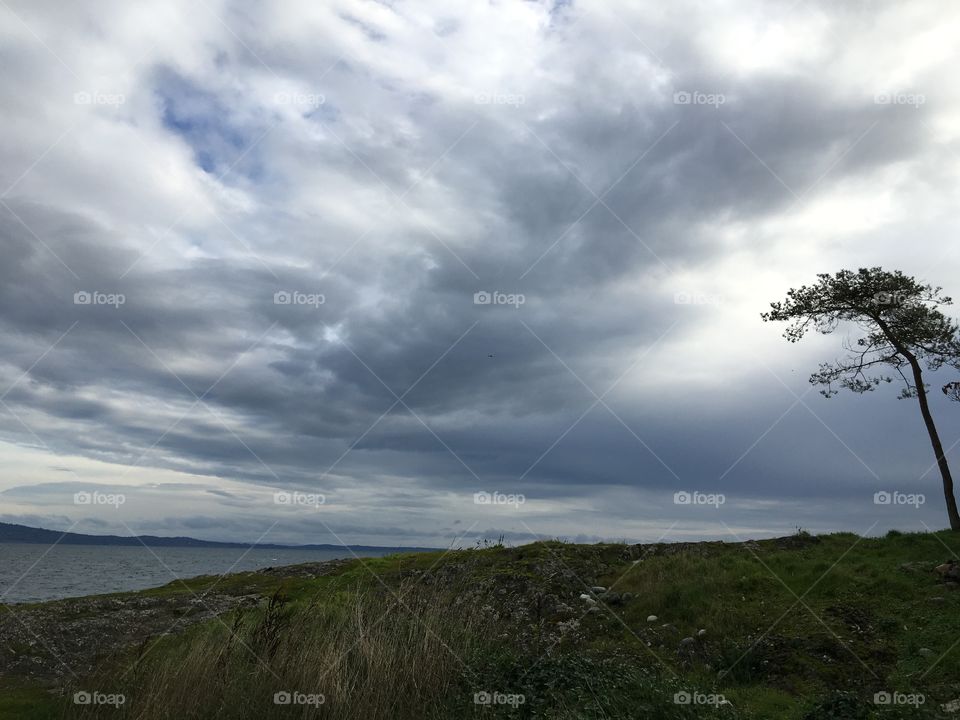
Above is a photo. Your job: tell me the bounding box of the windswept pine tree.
[763,268,960,530]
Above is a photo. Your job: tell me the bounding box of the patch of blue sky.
[155,66,262,178]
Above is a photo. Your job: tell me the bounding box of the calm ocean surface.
[0,543,393,604]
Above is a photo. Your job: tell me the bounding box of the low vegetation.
[3,530,960,719]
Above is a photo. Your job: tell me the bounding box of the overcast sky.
[1,0,959,548]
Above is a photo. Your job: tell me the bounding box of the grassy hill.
[2,530,959,719]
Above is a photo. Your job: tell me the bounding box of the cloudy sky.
[1,0,959,548]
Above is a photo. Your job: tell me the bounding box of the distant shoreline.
[0,521,439,553]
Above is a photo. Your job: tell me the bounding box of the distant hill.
[0,521,438,553]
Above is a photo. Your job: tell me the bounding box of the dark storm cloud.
[0,0,958,543]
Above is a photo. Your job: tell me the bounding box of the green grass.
[0,681,58,720]
[6,530,960,719]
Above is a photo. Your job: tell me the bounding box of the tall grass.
[66,583,493,720]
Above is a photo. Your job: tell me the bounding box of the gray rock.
[941,698,960,713]
[697,628,707,638]
[935,560,960,582]
[591,586,606,593]
[680,636,696,646]
[646,615,658,622]
[919,647,935,657]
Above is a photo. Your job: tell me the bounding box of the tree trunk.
[907,356,960,530]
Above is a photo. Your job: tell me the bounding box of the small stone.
[935,560,958,580]
[697,628,707,638]
[941,698,960,713]
[680,636,695,646]
[591,586,606,593]
[919,647,935,657]
[579,594,597,606]
[646,615,658,622]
